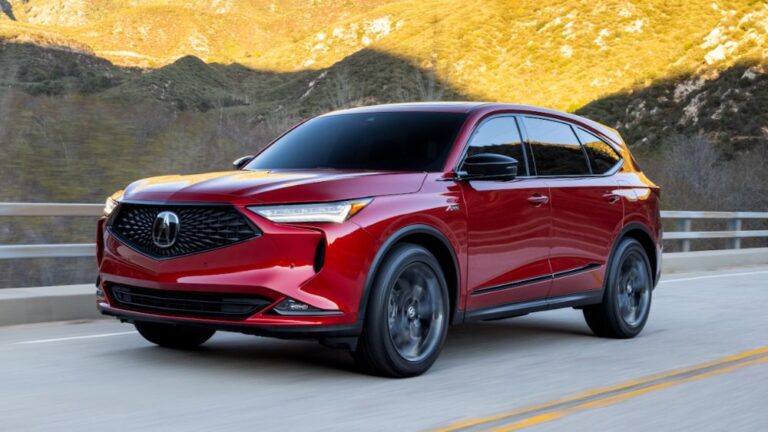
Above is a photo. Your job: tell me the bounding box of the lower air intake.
[110,285,271,320]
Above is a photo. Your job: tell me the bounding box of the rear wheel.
[583,238,652,338]
[353,243,449,378]
[134,321,215,349]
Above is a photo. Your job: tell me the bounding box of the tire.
[353,243,449,378]
[134,321,215,349]
[583,238,653,338]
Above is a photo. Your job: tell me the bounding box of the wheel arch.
[359,224,462,326]
[613,222,660,287]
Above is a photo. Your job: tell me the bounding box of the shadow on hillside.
[0,39,474,114]
[0,0,15,21]
[5,38,765,145]
[576,61,768,152]
[577,60,768,217]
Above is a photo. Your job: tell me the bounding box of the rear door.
[459,116,553,312]
[521,116,624,298]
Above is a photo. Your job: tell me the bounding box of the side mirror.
[232,155,254,170]
[460,153,518,181]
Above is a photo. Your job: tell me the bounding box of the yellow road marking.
[490,412,565,432]
[436,346,768,432]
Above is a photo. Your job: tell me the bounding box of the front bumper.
[98,303,361,339]
[96,206,378,336]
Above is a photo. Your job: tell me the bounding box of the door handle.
[527,193,549,206]
[603,192,621,204]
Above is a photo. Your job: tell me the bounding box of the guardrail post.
[677,218,692,252]
[729,218,742,249]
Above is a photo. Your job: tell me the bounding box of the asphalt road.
[1,267,767,432]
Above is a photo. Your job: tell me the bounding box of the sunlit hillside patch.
[1,0,766,111]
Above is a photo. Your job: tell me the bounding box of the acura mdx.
[97,103,662,377]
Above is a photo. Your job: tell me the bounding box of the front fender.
[349,178,468,324]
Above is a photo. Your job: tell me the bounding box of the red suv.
[97,103,661,377]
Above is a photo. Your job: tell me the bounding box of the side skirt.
[471,263,601,296]
[463,290,603,322]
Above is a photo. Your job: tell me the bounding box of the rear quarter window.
[575,128,622,174]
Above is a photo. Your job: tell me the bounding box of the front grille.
[109,203,260,258]
[110,285,272,319]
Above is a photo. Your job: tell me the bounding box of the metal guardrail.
[0,203,766,259]
[0,203,104,217]
[0,203,102,259]
[661,210,768,252]
[0,244,96,259]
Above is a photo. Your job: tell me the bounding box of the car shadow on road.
[105,313,594,378]
[442,315,593,355]
[112,336,362,376]
[449,315,593,343]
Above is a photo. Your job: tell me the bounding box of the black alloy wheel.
[353,243,449,377]
[583,238,653,338]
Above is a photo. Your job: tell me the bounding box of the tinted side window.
[575,128,622,174]
[464,116,528,176]
[523,117,590,176]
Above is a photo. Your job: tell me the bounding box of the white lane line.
[661,270,768,284]
[17,331,137,345]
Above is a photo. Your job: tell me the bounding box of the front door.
[459,116,552,312]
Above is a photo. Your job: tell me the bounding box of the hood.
[121,170,427,204]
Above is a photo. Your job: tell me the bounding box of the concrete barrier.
[1,248,767,327]
[662,247,768,274]
[0,284,100,327]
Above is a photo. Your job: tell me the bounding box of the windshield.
[245,111,468,172]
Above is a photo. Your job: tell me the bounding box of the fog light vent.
[272,298,342,316]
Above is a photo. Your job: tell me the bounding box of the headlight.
[104,190,123,216]
[248,198,372,224]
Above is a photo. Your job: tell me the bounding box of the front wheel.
[583,238,653,338]
[353,243,449,378]
[134,321,215,349]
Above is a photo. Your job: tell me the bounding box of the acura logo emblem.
[152,211,180,248]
